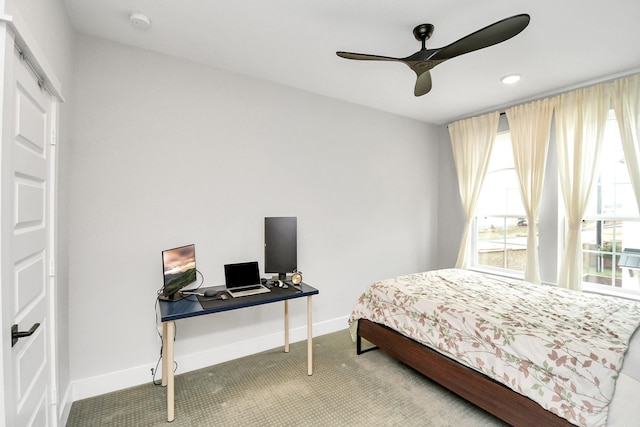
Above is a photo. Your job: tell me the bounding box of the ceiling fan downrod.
[413,24,434,50]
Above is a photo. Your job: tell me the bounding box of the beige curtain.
[449,111,500,268]
[612,73,640,212]
[506,99,554,284]
[555,84,610,290]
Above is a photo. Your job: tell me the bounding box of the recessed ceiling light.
[129,12,152,30]
[501,74,521,85]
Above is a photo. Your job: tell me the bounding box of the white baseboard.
[70,316,348,402]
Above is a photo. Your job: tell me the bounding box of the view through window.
[472,112,640,296]
[582,111,640,291]
[474,132,530,273]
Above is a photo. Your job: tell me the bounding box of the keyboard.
[240,285,262,291]
[227,284,271,298]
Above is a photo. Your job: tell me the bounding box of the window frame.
[580,110,640,296]
[470,128,531,278]
[467,110,640,300]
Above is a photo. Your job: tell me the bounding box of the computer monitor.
[160,244,197,300]
[264,217,297,281]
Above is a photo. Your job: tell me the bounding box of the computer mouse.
[203,289,219,297]
[275,280,288,288]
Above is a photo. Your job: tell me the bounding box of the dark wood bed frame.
[357,319,574,427]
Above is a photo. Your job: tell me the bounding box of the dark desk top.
[159,282,319,322]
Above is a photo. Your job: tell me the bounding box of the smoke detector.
[129,12,152,30]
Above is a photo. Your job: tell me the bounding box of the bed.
[349,269,640,427]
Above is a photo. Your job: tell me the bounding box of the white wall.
[68,34,442,398]
[436,125,465,268]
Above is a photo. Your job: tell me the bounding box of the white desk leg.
[307,296,313,376]
[165,321,175,422]
[284,300,290,353]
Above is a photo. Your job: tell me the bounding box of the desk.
[158,282,319,422]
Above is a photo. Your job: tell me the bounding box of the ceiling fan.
[336,14,530,96]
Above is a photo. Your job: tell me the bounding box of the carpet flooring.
[67,329,508,426]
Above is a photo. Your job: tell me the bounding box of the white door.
[0,29,57,427]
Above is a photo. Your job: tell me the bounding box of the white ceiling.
[62,0,640,125]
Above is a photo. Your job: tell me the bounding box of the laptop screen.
[224,261,261,288]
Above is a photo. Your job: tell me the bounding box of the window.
[473,132,532,273]
[582,111,640,292]
[468,109,639,298]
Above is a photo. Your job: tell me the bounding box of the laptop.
[224,261,271,298]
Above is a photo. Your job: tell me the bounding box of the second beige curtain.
[506,98,555,285]
[555,84,610,291]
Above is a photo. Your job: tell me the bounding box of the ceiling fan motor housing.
[413,24,435,42]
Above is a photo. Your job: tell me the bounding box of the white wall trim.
[58,384,73,427]
[70,316,349,401]
[0,3,64,100]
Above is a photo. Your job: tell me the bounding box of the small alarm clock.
[291,270,303,285]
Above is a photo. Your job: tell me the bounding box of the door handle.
[11,323,40,347]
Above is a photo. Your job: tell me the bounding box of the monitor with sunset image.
[160,243,197,301]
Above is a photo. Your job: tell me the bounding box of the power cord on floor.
[151,352,179,385]
[153,294,179,386]
[151,350,163,386]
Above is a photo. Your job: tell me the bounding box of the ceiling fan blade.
[431,14,530,61]
[336,51,401,62]
[414,70,432,96]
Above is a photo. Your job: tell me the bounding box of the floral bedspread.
[349,269,640,427]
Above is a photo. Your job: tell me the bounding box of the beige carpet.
[67,329,508,426]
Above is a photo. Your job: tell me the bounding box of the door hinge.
[48,259,55,277]
[50,127,56,145]
[50,386,58,405]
